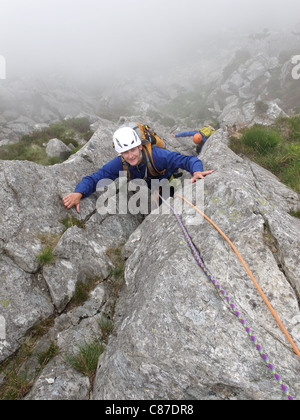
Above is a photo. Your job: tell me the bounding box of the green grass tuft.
[230,116,300,194]
[0,118,93,165]
[60,216,85,233]
[242,125,281,154]
[66,339,104,381]
[37,247,55,266]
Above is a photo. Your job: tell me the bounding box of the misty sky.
[0,0,300,81]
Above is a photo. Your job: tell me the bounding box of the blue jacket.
[75,147,204,198]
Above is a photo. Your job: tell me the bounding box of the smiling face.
[121,145,143,166]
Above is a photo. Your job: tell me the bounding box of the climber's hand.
[62,193,82,214]
[191,170,215,183]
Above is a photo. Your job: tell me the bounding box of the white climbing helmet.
[113,127,142,154]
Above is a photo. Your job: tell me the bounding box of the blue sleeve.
[75,157,124,198]
[175,131,199,138]
[152,148,203,176]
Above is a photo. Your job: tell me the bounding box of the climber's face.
[121,145,143,166]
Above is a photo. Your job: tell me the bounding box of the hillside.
[0,121,299,400]
[1,29,300,144]
[0,27,299,401]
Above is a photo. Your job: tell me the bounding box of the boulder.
[46,138,71,160]
[218,100,288,129]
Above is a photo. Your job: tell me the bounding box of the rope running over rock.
[159,194,294,401]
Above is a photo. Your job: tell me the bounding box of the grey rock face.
[24,282,109,400]
[0,119,141,362]
[92,130,300,400]
[1,122,299,400]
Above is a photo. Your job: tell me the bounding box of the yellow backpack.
[135,123,166,149]
[199,126,216,138]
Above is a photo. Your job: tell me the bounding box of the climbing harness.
[158,193,296,400]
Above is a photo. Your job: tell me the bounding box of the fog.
[0,0,300,83]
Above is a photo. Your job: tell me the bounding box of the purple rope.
[160,195,294,401]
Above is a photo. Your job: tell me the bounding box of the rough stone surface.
[46,138,72,160]
[0,121,299,400]
[0,119,142,361]
[92,130,300,401]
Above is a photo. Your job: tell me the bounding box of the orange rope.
[176,194,300,360]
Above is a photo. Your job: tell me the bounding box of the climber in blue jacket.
[172,130,208,154]
[62,126,214,213]
[172,126,216,154]
[173,130,205,138]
